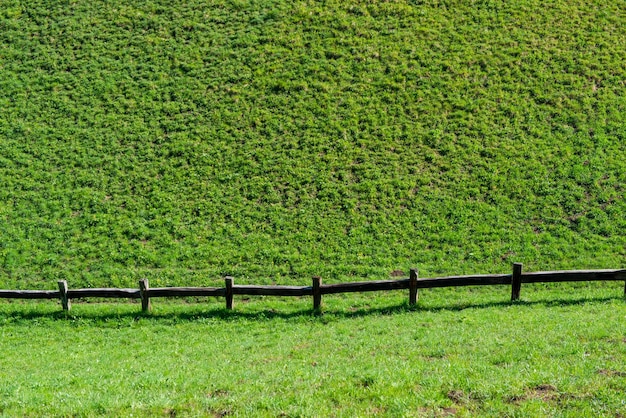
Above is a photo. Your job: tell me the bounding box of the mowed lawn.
[1,284,625,416]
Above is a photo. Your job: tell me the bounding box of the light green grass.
[1,285,625,416]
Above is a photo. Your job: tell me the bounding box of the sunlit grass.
[1,0,625,289]
[1,0,626,415]
[1,284,625,416]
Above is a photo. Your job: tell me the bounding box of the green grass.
[1,0,625,289]
[1,1,626,415]
[1,284,625,416]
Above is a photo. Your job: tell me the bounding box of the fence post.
[312,276,322,312]
[57,280,70,311]
[409,268,419,305]
[511,263,523,301]
[139,279,151,312]
[225,276,233,310]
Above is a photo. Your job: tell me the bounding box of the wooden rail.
[0,290,60,299]
[0,264,624,313]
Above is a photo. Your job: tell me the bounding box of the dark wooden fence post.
[312,276,322,311]
[225,276,233,310]
[139,279,151,312]
[511,263,523,301]
[57,280,70,311]
[409,268,419,305]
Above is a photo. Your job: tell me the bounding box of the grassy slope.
[1,0,625,290]
[2,3,626,416]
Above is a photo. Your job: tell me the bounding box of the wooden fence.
[1,263,625,312]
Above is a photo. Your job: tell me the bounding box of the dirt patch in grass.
[206,389,229,398]
[441,407,458,416]
[417,406,458,417]
[598,369,626,377]
[506,384,587,405]
[447,389,468,404]
[507,384,558,404]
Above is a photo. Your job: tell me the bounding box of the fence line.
[0,264,625,313]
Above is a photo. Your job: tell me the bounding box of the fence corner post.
[139,279,151,312]
[225,276,233,310]
[511,263,523,301]
[312,276,322,312]
[57,280,70,311]
[409,268,419,305]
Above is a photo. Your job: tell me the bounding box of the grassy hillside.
[1,0,625,289]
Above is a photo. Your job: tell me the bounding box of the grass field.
[1,0,625,289]
[1,284,626,416]
[2,0,626,415]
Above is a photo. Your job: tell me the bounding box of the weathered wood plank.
[521,269,626,283]
[312,276,322,310]
[511,263,522,301]
[139,279,151,312]
[58,280,70,311]
[409,269,418,305]
[67,288,141,298]
[416,274,512,288]
[147,287,226,298]
[0,290,59,299]
[225,277,233,310]
[232,285,313,296]
[321,279,410,294]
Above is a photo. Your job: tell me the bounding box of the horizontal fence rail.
[0,290,60,300]
[521,270,626,283]
[232,285,313,297]
[68,288,141,299]
[148,287,225,298]
[321,279,411,294]
[415,274,513,288]
[0,264,625,313]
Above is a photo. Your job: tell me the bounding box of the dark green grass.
[1,0,625,289]
[1,284,625,416]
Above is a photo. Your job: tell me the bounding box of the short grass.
[1,0,625,289]
[1,284,625,416]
